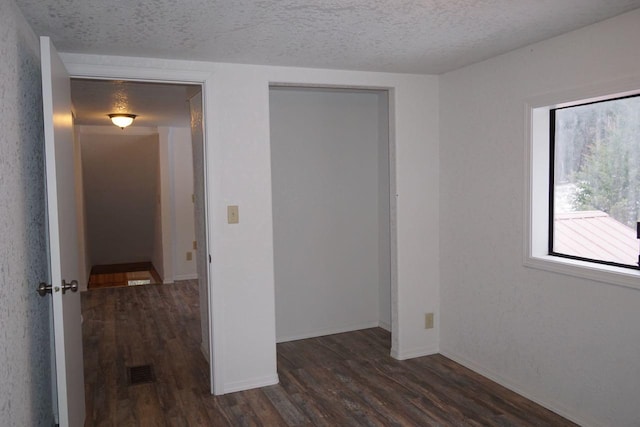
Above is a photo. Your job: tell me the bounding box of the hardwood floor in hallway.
[87,262,162,290]
[82,281,575,426]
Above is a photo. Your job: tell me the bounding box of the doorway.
[269,86,393,345]
[68,78,213,413]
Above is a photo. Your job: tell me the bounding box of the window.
[550,95,640,270]
[526,81,640,290]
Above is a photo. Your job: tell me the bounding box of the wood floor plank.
[82,281,577,426]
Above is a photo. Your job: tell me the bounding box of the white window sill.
[524,255,640,291]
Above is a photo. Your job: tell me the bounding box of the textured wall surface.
[439,9,640,427]
[0,0,52,425]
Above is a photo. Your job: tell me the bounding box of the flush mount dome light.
[108,113,137,129]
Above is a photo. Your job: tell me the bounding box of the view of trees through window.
[552,94,640,268]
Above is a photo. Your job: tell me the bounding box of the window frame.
[548,95,640,271]
[524,77,640,291]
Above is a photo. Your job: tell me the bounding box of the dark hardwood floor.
[82,281,576,426]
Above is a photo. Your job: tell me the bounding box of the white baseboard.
[174,273,198,281]
[276,321,379,343]
[440,347,603,427]
[378,320,391,332]
[391,344,438,360]
[224,374,279,394]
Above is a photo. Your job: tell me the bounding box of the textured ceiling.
[71,80,199,127]
[16,0,640,74]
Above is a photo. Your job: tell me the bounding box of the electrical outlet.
[193,240,197,250]
[186,251,192,261]
[227,205,239,224]
[424,312,434,329]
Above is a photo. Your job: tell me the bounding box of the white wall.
[0,0,54,423]
[270,87,389,342]
[439,9,640,427]
[210,64,439,388]
[169,127,197,281]
[80,129,159,266]
[62,54,440,394]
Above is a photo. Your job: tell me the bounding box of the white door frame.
[63,60,223,394]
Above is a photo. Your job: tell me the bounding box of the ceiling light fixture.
[108,113,137,129]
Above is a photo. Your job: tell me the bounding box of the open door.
[40,36,86,427]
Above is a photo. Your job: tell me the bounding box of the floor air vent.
[127,364,155,385]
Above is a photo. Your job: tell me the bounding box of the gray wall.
[0,0,53,425]
[81,133,159,266]
[270,87,391,342]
